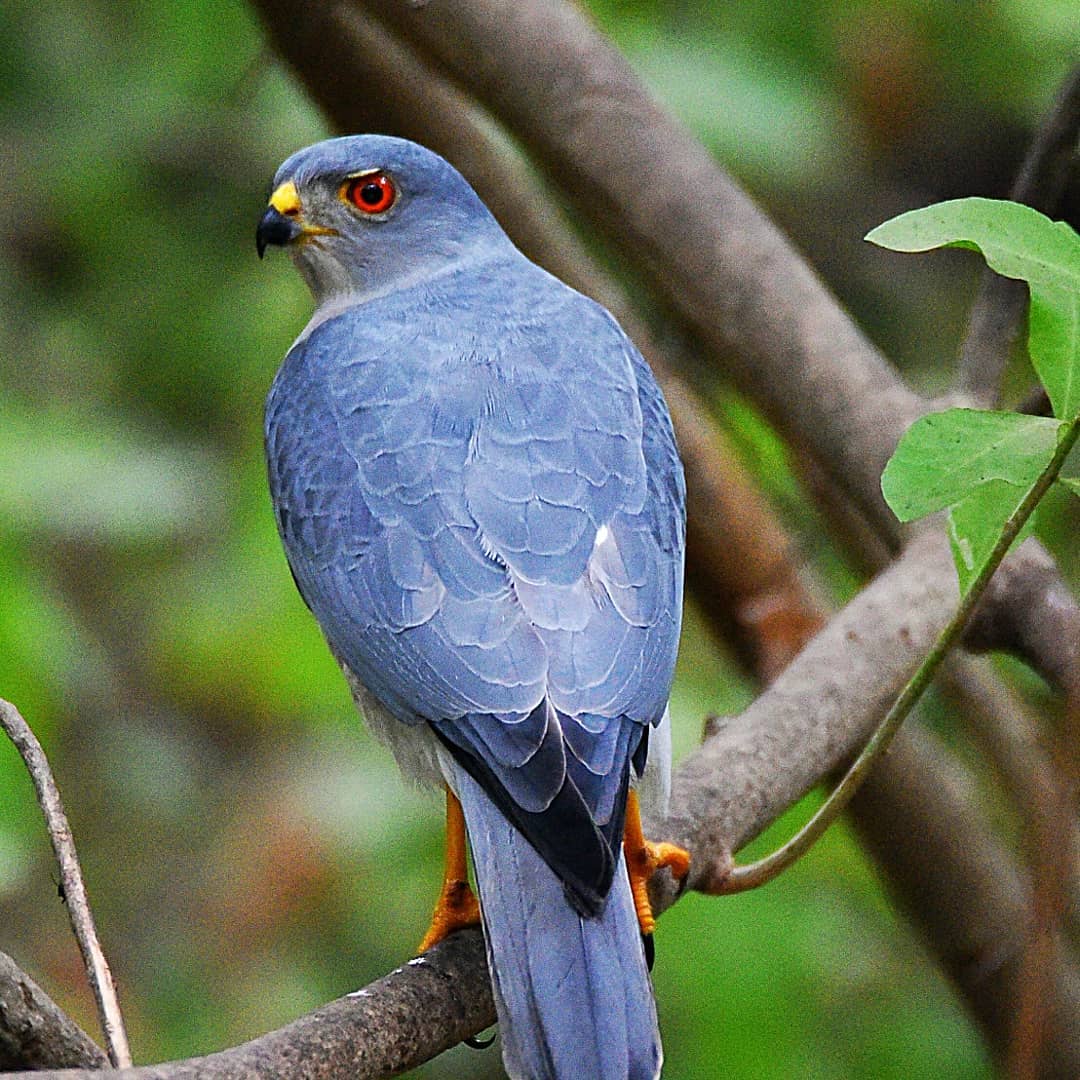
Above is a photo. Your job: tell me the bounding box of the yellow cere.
[269,180,301,216]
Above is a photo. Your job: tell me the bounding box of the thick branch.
[0,953,106,1070]
[358,0,927,534]
[650,528,957,899]
[5,932,493,1080]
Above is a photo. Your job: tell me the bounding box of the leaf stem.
[716,412,1080,894]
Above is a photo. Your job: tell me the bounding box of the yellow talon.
[418,787,482,953]
[623,789,691,936]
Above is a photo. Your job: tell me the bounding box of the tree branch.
[2,932,493,1080]
[355,0,928,537]
[649,528,956,899]
[0,953,107,1071]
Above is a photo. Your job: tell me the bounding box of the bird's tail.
[453,767,662,1080]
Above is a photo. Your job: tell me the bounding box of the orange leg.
[623,789,691,936]
[418,787,482,953]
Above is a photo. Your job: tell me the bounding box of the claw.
[623,789,691,936]
[418,787,482,953]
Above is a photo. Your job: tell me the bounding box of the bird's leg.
[418,786,482,953]
[623,789,691,936]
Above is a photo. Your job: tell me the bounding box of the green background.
[1,1,1076,1076]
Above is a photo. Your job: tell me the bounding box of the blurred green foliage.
[1,0,1076,1076]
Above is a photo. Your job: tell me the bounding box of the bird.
[257,134,687,1080]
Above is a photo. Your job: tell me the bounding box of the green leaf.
[1059,477,1080,498]
[881,409,1061,521]
[867,198,1080,419]
[865,197,1080,287]
[1029,284,1080,421]
[946,481,1037,595]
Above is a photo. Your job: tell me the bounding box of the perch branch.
[0,699,131,1068]
[650,528,956,898]
[11,530,1080,1077]
[3,932,493,1080]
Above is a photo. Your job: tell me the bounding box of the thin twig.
[0,699,132,1068]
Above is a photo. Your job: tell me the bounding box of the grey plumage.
[457,765,662,1080]
[260,135,684,1079]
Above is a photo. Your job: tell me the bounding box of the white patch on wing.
[587,520,641,624]
[587,522,622,587]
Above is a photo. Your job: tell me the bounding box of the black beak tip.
[256,206,297,259]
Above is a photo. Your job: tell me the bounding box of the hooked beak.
[256,205,300,258]
[256,180,337,258]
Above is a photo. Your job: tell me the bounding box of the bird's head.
[256,135,507,304]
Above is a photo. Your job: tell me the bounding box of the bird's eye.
[342,172,397,215]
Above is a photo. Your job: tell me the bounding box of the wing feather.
[265,261,684,902]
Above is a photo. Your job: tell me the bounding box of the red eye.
[344,172,396,214]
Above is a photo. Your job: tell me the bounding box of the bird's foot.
[623,789,691,936]
[626,838,691,936]
[418,875,482,953]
